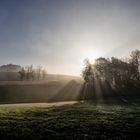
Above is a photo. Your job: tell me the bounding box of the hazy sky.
[0,0,140,75]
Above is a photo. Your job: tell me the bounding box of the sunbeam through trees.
[81,50,140,101]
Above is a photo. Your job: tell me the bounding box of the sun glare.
[76,36,103,65]
[89,58,95,64]
[81,47,100,64]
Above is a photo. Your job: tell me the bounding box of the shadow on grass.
[49,80,81,102]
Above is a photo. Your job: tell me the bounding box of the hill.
[0,64,21,72]
[0,72,80,81]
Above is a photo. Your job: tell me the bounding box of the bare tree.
[42,69,47,80]
[25,65,35,80]
[36,65,42,80]
[18,67,26,80]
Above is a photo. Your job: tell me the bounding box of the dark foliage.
[0,64,21,72]
[82,50,140,95]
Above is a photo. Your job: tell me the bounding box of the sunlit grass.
[0,102,139,139]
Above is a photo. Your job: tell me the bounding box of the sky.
[0,0,140,75]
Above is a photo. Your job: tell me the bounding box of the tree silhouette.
[130,50,140,81]
[82,49,140,96]
[18,67,26,80]
[82,59,93,83]
[18,65,47,81]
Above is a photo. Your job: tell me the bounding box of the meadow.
[0,80,82,104]
[0,101,140,140]
[0,75,140,140]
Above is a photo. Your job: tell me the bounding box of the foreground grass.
[0,102,140,140]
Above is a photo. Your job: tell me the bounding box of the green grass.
[0,102,140,140]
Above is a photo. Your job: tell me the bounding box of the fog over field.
[0,0,140,140]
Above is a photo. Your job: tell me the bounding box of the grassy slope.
[0,80,82,103]
[0,102,140,140]
[0,72,80,81]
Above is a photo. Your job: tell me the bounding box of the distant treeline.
[82,49,140,94]
[18,65,47,80]
[0,64,21,72]
[0,64,47,81]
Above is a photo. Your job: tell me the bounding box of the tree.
[130,50,140,81]
[82,59,93,83]
[0,64,21,72]
[18,67,26,80]
[42,69,47,80]
[94,57,111,81]
[18,65,35,80]
[25,65,35,80]
[81,49,140,95]
[36,65,42,80]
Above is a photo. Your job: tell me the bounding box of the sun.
[89,58,95,64]
[75,38,103,64]
[82,49,100,64]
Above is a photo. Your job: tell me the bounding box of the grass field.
[0,80,82,103]
[0,78,140,139]
[0,101,140,140]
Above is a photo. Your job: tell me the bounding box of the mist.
[0,0,140,75]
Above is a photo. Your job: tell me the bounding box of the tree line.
[18,65,47,80]
[0,64,21,72]
[82,49,140,94]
